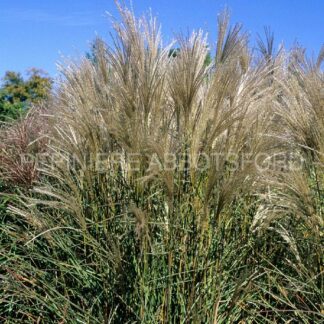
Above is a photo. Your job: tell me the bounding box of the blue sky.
[0,0,323,78]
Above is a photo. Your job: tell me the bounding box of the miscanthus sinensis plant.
[0,3,323,323]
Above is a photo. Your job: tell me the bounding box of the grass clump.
[0,3,323,323]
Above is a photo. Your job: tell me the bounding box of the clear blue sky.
[0,0,323,78]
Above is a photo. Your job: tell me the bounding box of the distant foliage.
[0,68,52,121]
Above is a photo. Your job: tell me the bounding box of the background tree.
[0,68,52,121]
